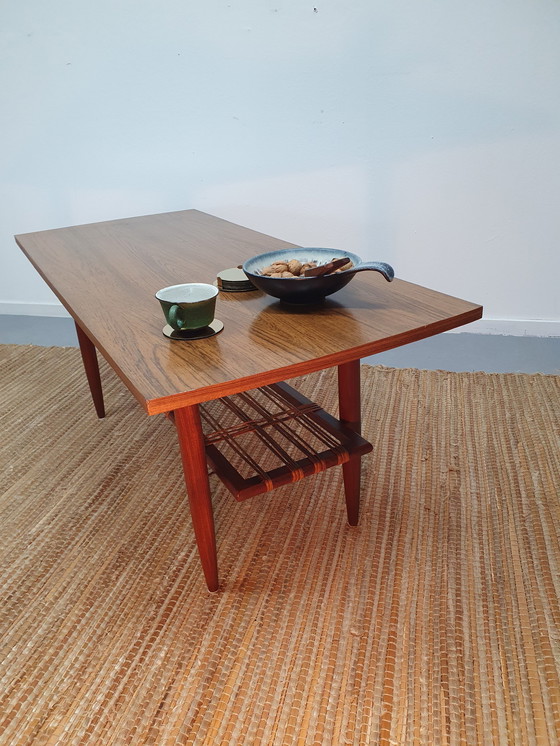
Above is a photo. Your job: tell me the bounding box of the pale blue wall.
[2,1,559,333]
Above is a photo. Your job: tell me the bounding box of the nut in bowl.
[243,248,394,304]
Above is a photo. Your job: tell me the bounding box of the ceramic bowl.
[242,248,394,304]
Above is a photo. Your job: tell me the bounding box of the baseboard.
[448,318,560,337]
[0,303,558,337]
[0,302,71,318]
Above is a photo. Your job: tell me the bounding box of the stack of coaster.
[216,267,256,292]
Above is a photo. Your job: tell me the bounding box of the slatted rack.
[196,382,373,501]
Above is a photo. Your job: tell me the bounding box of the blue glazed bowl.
[243,248,394,304]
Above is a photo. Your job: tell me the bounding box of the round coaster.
[215,267,256,292]
[162,319,224,340]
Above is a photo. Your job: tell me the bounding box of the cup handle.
[168,304,186,330]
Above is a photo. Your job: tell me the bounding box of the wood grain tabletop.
[15,209,482,414]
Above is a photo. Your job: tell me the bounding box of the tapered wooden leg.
[338,359,362,525]
[75,322,105,419]
[174,404,219,592]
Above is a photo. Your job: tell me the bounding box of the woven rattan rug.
[1,345,559,745]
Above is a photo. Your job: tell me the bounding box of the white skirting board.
[0,301,559,337]
[0,301,72,318]
[445,318,560,337]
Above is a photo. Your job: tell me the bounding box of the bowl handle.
[341,262,395,282]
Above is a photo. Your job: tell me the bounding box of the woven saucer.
[162,319,224,340]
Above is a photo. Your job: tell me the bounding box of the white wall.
[2,0,559,334]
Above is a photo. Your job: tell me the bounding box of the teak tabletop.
[16,209,482,415]
[15,209,482,590]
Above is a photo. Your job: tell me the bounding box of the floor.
[1,314,558,374]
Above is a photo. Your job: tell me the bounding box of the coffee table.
[15,210,482,591]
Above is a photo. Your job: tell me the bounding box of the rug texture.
[0,345,559,745]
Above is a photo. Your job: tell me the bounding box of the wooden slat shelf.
[197,382,373,501]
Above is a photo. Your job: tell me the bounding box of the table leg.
[174,404,219,592]
[338,359,362,525]
[75,322,105,419]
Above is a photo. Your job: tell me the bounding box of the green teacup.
[155,283,218,331]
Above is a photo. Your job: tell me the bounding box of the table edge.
[144,305,483,414]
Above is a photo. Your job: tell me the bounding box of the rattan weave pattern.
[0,345,559,745]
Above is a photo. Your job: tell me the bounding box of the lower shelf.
[198,382,372,501]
